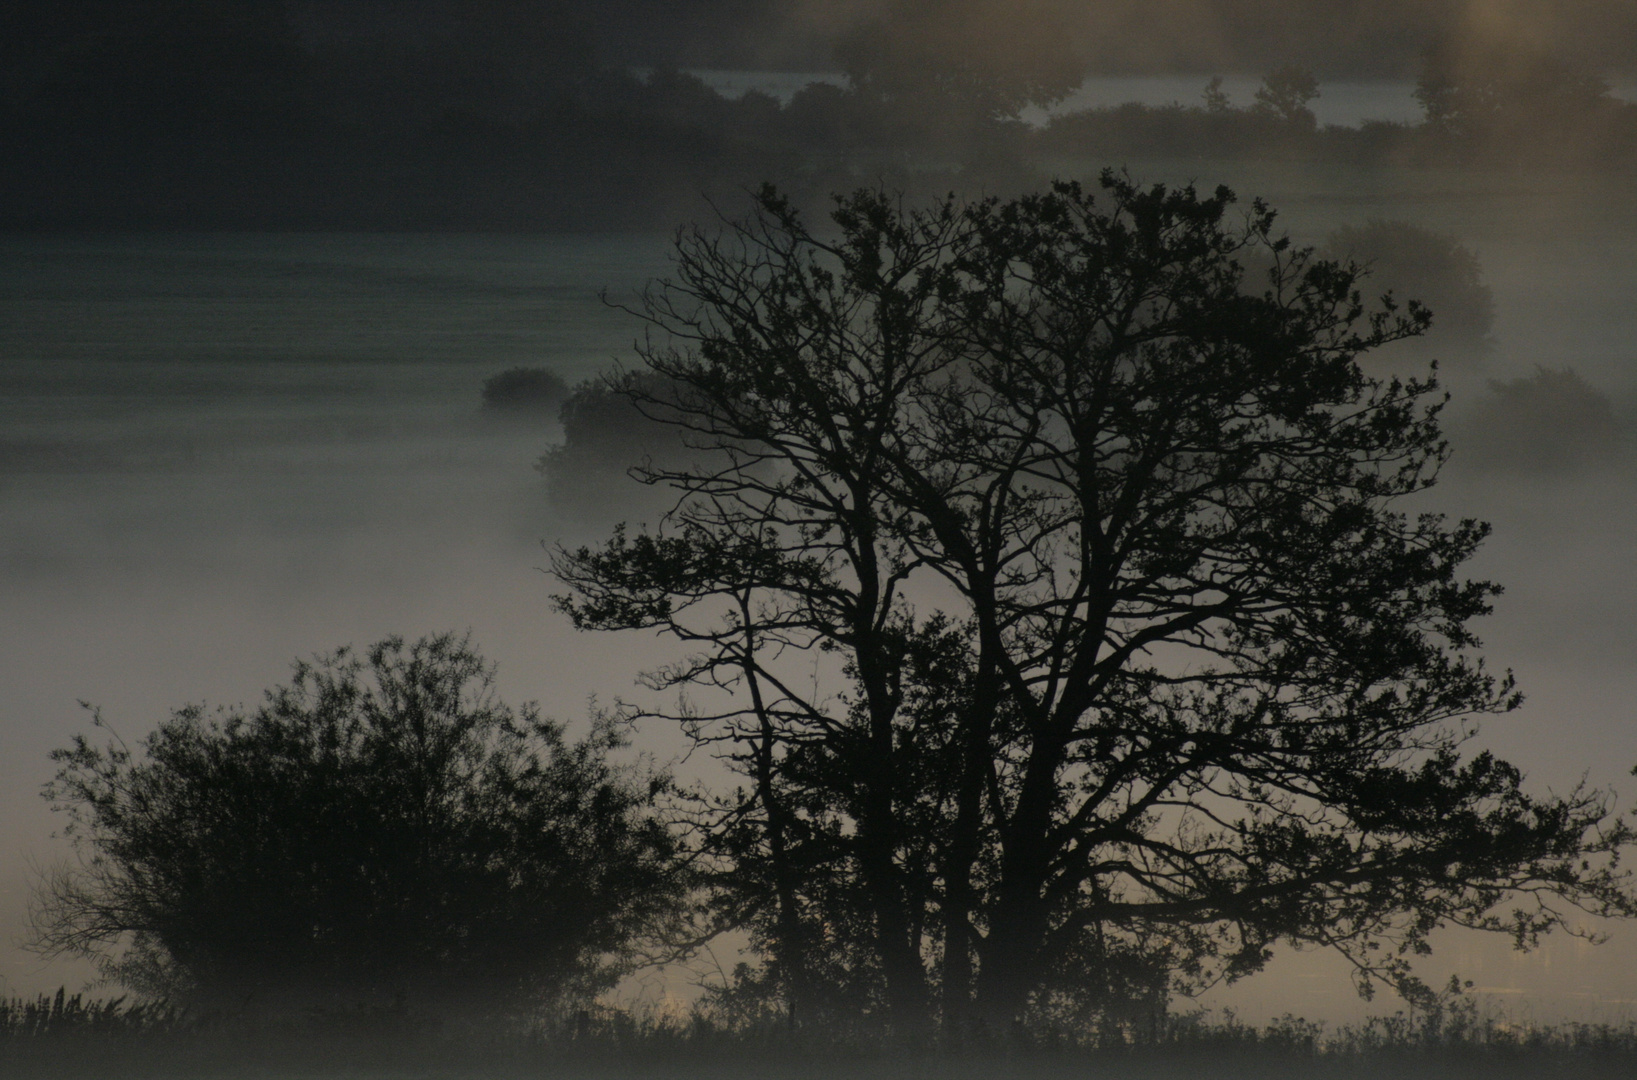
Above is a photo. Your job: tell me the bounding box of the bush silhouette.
[31,633,683,1016]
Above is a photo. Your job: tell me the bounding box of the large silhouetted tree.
[32,633,683,1015]
[553,175,1636,1039]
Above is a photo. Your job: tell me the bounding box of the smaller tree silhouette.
[1252,65,1320,128]
[1201,75,1232,115]
[31,633,683,1016]
[1415,38,1614,149]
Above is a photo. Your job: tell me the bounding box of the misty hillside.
[5,1,1637,228]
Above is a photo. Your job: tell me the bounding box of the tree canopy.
[553,174,1636,1038]
[32,633,683,1014]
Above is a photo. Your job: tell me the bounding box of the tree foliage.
[32,633,683,1014]
[553,174,1636,1037]
[1413,37,1623,161]
[536,372,695,520]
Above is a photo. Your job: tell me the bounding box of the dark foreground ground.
[6,997,1637,1080]
[10,1040,1637,1080]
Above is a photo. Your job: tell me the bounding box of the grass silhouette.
[6,988,1637,1080]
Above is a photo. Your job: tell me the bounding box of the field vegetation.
[5,985,1637,1080]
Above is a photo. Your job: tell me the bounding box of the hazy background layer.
[3,160,1635,1021]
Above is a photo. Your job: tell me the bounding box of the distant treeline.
[4,2,1637,229]
[1039,55,1637,172]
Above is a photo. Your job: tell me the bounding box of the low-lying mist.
[2,170,1635,1025]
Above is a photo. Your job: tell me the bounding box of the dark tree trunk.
[972,711,1071,1029]
[744,633,812,1021]
[937,648,999,1041]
